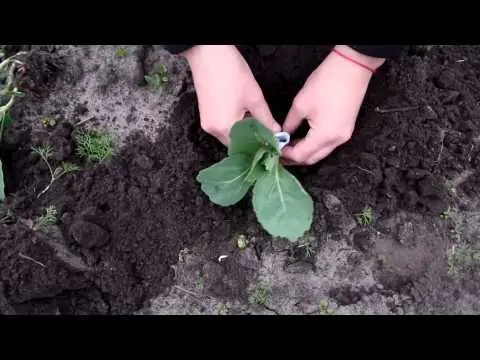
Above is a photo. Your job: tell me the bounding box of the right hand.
[181,45,280,145]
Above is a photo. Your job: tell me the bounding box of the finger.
[283,99,306,134]
[281,131,318,164]
[247,96,281,133]
[201,108,246,146]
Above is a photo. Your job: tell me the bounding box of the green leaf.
[252,162,313,241]
[0,159,5,202]
[245,148,267,182]
[197,154,254,206]
[229,117,279,156]
[2,112,13,128]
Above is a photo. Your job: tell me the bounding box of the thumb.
[283,98,306,134]
[247,95,281,133]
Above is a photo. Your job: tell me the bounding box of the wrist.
[333,45,386,72]
[181,45,236,64]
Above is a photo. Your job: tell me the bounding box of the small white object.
[274,132,290,151]
[218,255,228,263]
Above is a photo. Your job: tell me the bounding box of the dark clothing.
[164,45,405,58]
[164,45,404,126]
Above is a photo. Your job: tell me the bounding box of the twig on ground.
[18,252,46,268]
[353,165,375,176]
[74,117,94,128]
[374,105,420,113]
[173,285,202,298]
[437,129,446,163]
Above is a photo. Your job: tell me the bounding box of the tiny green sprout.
[218,303,229,315]
[33,205,57,230]
[249,283,270,307]
[75,129,115,164]
[31,145,81,197]
[319,299,335,315]
[298,235,315,258]
[355,205,373,226]
[236,234,248,250]
[144,64,168,89]
[115,47,129,58]
[41,117,57,128]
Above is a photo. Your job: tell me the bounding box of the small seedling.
[355,205,373,226]
[33,205,57,230]
[319,299,335,315]
[40,117,57,128]
[197,118,313,241]
[115,47,129,58]
[235,234,248,250]
[31,145,80,197]
[75,129,115,164]
[218,303,229,315]
[144,64,168,89]
[249,283,271,307]
[297,235,316,258]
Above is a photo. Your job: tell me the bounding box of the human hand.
[181,45,280,145]
[281,45,386,165]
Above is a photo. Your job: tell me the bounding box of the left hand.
[281,45,385,165]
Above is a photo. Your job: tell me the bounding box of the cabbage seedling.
[197,118,313,241]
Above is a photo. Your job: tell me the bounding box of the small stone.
[388,145,396,152]
[353,231,373,252]
[69,220,110,249]
[424,105,438,120]
[441,90,461,104]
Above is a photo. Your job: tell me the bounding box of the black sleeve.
[349,45,406,58]
[164,45,194,54]
[163,45,406,58]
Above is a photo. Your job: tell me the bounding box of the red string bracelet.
[331,48,377,74]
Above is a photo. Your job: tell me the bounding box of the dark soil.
[1,45,480,314]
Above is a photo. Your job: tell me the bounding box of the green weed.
[0,51,28,202]
[33,205,57,230]
[355,205,373,226]
[31,145,81,197]
[115,47,129,58]
[144,64,168,89]
[249,283,270,307]
[235,234,248,250]
[75,130,115,164]
[297,235,316,258]
[218,303,229,315]
[319,299,336,315]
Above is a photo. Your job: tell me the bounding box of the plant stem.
[37,178,55,198]
[0,52,27,71]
